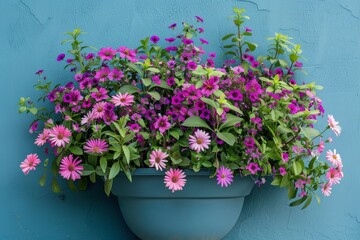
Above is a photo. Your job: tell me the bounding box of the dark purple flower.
[165,38,176,43]
[206,59,214,67]
[165,46,178,52]
[200,109,211,120]
[35,70,44,75]
[289,79,297,85]
[29,121,38,134]
[82,99,92,108]
[228,90,243,101]
[182,38,194,45]
[167,60,176,69]
[103,111,118,125]
[139,55,148,60]
[152,75,161,85]
[244,136,255,148]
[171,96,182,105]
[288,104,299,114]
[66,58,74,64]
[209,52,216,58]
[195,101,205,110]
[150,35,160,44]
[294,61,303,68]
[200,38,208,44]
[198,27,204,33]
[187,61,197,71]
[57,53,65,61]
[167,77,175,86]
[168,23,177,29]
[65,82,74,89]
[245,27,252,32]
[85,53,94,60]
[251,61,259,68]
[47,92,56,102]
[63,93,72,103]
[195,16,204,22]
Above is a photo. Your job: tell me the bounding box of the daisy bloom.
[49,125,71,147]
[98,47,116,61]
[81,110,96,125]
[149,149,169,171]
[118,46,137,62]
[35,129,51,146]
[84,139,109,154]
[321,182,332,197]
[20,154,41,175]
[59,155,84,181]
[164,168,187,193]
[326,167,342,185]
[189,129,211,152]
[92,101,107,119]
[326,149,343,167]
[327,115,341,136]
[111,92,135,107]
[216,166,234,187]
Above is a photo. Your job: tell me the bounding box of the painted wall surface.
[1,0,359,239]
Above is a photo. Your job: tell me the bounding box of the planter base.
[112,169,254,240]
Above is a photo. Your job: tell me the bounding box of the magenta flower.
[282,152,289,163]
[95,67,111,82]
[216,166,234,187]
[154,116,171,134]
[182,38,194,45]
[199,38,208,44]
[108,68,124,81]
[327,115,341,136]
[187,61,197,71]
[84,139,108,154]
[168,23,176,29]
[288,104,299,114]
[81,110,96,125]
[85,53,94,60]
[57,53,65,61]
[111,93,135,107]
[98,47,116,60]
[165,38,176,43]
[164,168,187,193]
[91,87,108,101]
[152,75,161,85]
[326,168,342,185]
[195,16,204,22]
[167,77,175,86]
[59,155,83,181]
[149,149,169,171]
[92,101,107,119]
[20,154,41,175]
[118,46,137,62]
[245,27,252,32]
[35,69,44,75]
[279,167,287,176]
[49,125,71,147]
[246,162,261,174]
[201,77,219,96]
[29,121,38,134]
[189,129,211,152]
[209,52,216,58]
[150,35,160,44]
[228,90,243,101]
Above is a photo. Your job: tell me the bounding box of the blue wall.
[1,0,359,239]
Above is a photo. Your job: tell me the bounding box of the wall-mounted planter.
[111,168,254,240]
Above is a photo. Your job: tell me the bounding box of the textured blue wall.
[1,0,359,239]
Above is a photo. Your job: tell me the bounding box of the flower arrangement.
[19,8,343,208]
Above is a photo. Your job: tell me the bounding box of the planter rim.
[124,168,213,176]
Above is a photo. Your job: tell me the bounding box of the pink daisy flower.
[59,155,84,181]
[118,46,137,62]
[321,182,332,197]
[20,154,41,175]
[49,125,71,147]
[149,149,169,171]
[201,77,219,96]
[95,67,111,82]
[326,168,342,185]
[92,101,107,119]
[108,68,124,81]
[327,115,341,136]
[90,87,108,101]
[189,129,211,152]
[84,139,109,154]
[98,47,117,61]
[154,116,171,134]
[35,129,51,146]
[164,168,187,193]
[325,149,343,167]
[216,166,234,187]
[111,93,135,107]
[81,110,96,125]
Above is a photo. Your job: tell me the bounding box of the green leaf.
[122,145,130,164]
[147,67,160,73]
[109,161,120,179]
[39,173,46,187]
[302,127,320,139]
[141,78,152,87]
[126,63,143,77]
[67,180,78,192]
[301,194,312,209]
[244,41,257,51]
[192,66,207,76]
[280,174,290,188]
[219,114,242,130]
[271,176,282,186]
[104,179,113,196]
[68,146,83,155]
[51,177,61,193]
[292,161,303,175]
[289,196,307,207]
[170,131,180,140]
[81,164,95,176]
[222,33,235,41]
[118,85,140,94]
[100,157,107,173]
[278,59,288,68]
[147,91,160,101]
[200,97,218,108]
[182,116,212,131]
[216,132,236,146]
[29,108,38,115]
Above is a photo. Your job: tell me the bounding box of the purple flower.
[154,116,171,134]
[186,61,197,71]
[150,35,160,44]
[152,75,161,85]
[165,38,176,43]
[167,60,176,69]
[171,96,182,105]
[91,87,109,101]
[288,103,299,114]
[82,99,92,108]
[165,46,178,52]
[168,23,177,29]
[195,101,205,110]
[103,111,118,125]
[294,61,303,68]
[201,76,219,96]
[246,162,261,175]
[57,53,65,61]
[98,47,116,61]
[216,166,234,187]
[182,38,194,45]
[195,16,204,22]
[35,69,44,75]
[200,38,208,44]
[198,27,204,33]
[167,77,175,86]
[63,93,72,103]
[66,59,73,64]
[279,167,287,176]
[245,27,252,32]
[244,136,255,148]
[129,123,141,133]
[29,121,38,134]
[228,90,243,101]
[200,109,211,120]
[209,52,216,58]
[85,53,94,60]
[251,61,260,68]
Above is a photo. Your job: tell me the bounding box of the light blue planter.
[111,168,254,240]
